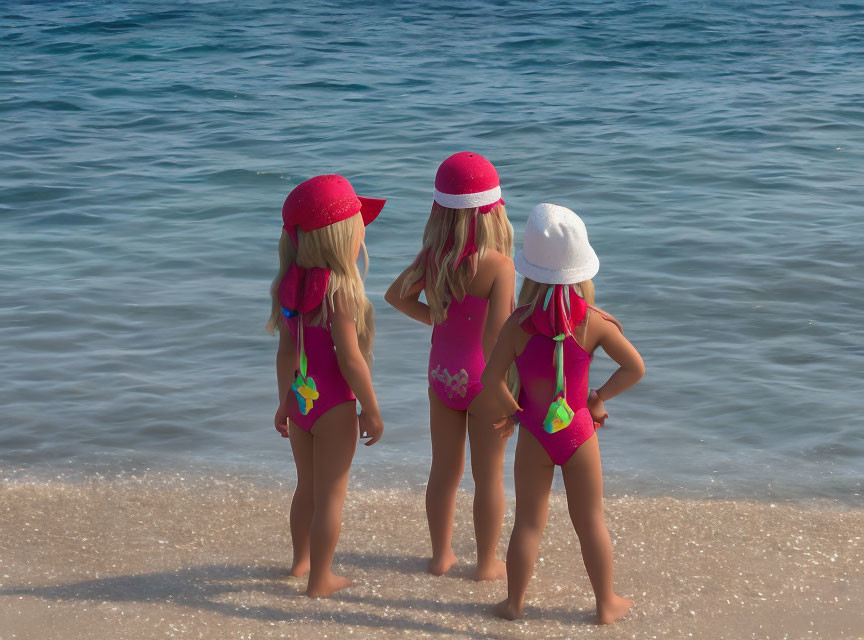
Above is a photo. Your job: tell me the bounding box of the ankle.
[476,554,498,567]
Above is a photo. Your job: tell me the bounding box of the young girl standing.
[268,174,386,597]
[385,152,515,580]
[475,203,644,623]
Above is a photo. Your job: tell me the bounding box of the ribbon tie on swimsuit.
[543,332,575,434]
[535,285,587,434]
[278,263,331,415]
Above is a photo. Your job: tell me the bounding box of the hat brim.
[514,250,599,285]
[359,196,386,227]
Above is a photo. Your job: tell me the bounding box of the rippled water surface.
[2,1,863,502]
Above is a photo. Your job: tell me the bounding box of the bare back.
[463,249,512,300]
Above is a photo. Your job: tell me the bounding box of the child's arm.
[384,267,432,326]
[358,302,375,372]
[274,327,296,438]
[472,314,522,435]
[588,314,645,421]
[330,292,384,446]
[482,253,515,360]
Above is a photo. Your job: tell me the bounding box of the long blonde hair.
[508,277,596,398]
[266,214,373,345]
[401,203,513,324]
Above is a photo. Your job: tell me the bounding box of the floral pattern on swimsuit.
[429,365,470,399]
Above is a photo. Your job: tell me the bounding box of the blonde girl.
[474,203,644,623]
[269,175,385,597]
[385,152,515,580]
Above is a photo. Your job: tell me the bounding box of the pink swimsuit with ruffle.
[428,294,489,411]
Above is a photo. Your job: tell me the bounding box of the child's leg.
[425,388,467,576]
[467,414,507,580]
[561,433,632,624]
[288,422,314,576]
[494,429,554,620]
[306,401,359,598]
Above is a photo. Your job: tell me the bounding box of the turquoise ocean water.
[1,1,863,502]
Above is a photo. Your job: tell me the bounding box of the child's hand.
[587,389,608,428]
[493,416,515,439]
[470,387,519,428]
[359,410,383,446]
[274,402,290,438]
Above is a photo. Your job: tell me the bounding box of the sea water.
[2,0,863,502]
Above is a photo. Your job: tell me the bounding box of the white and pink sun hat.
[515,203,599,285]
[433,151,504,212]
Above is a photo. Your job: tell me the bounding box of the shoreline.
[1,475,862,639]
[2,457,861,509]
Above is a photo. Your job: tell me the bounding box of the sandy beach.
[0,474,861,639]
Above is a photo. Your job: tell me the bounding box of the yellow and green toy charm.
[289,320,319,415]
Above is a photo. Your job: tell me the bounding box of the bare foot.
[493,598,523,621]
[288,560,310,577]
[472,559,506,581]
[427,549,458,576]
[306,573,351,598]
[597,595,633,624]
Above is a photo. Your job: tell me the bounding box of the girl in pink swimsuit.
[386,152,515,581]
[474,203,644,625]
[267,174,386,598]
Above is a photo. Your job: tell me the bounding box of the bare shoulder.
[329,290,355,324]
[583,306,623,352]
[481,249,514,271]
[588,306,623,334]
[471,250,514,298]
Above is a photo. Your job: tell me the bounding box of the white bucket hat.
[514,203,599,285]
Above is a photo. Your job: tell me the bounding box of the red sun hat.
[433,151,502,210]
[282,174,385,238]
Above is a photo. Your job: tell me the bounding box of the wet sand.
[0,474,861,639]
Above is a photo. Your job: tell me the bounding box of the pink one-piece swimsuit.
[515,318,596,466]
[428,294,489,411]
[282,315,356,432]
